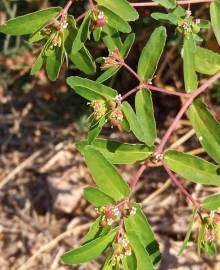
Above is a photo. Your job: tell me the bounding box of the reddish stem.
[157,71,220,153]
[121,85,140,101]
[131,0,213,7]
[163,161,200,208]
[146,84,190,98]
[121,61,142,82]
[62,0,74,16]
[129,164,146,190]
[76,11,88,22]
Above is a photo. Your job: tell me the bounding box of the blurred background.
[0,0,220,269]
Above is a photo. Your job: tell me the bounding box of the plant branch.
[157,71,220,153]
[131,0,213,7]
[129,164,146,190]
[162,161,200,208]
[121,61,142,82]
[146,84,190,98]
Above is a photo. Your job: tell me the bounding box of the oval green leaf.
[0,7,61,35]
[188,100,220,163]
[183,36,198,92]
[164,150,220,186]
[84,146,131,201]
[76,139,154,164]
[67,76,117,101]
[99,6,131,33]
[125,203,161,266]
[126,232,154,270]
[84,186,115,206]
[95,0,139,21]
[210,1,220,45]
[61,229,116,264]
[195,47,220,75]
[202,193,220,210]
[137,26,167,81]
[135,89,156,146]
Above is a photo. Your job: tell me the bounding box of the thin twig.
[131,0,213,7]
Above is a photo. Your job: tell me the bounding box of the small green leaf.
[46,42,64,81]
[126,232,154,270]
[88,116,107,144]
[83,216,102,243]
[188,100,220,164]
[72,11,91,53]
[61,229,117,264]
[122,102,146,144]
[135,89,156,146]
[137,26,167,81]
[202,193,220,210]
[101,26,123,51]
[69,47,96,75]
[164,150,220,186]
[210,1,220,45]
[151,12,179,25]
[125,204,161,266]
[0,7,61,35]
[96,66,120,83]
[76,139,154,164]
[67,76,117,101]
[152,0,176,9]
[178,209,197,256]
[99,6,131,33]
[95,0,139,21]
[195,47,220,75]
[203,241,217,256]
[30,50,45,75]
[183,36,198,92]
[172,6,186,17]
[84,186,115,206]
[84,147,130,201]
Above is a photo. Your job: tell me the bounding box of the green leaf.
[0,7,61,35]
[31,50,45,75]
[125,204,161,266]
[137,26,167,81]
[183,36,198,92]
[202,193,220,210]
[88,116,107,144]
[83,216,102,243]
[172,6,186,17]
[46,42,64,81]
[84,186,115,206]
[72,11,91,53]
[178,209,197,256]
[122,102,146,144]
[195,47,220,75]
[69,47,96,75]
[188,100,220,164]
[96,66,121,83]
[126,232,154,270]
[67,76,117,101]
[101,26,123,51]
[84,146,130,201]
[61,229,117,264]
[210,1,220,45]
[99,6,131,33]
[95,0,139,21]
[164,150,220,186]
[152,0,176,9]
[76,139,154,164]
[135,89,156,146]
[151,12,179,25]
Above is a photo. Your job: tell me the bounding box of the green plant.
[1,0,220,268]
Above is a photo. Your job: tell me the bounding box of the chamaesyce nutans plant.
[1,0,220,268]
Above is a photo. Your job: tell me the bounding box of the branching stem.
[131,0,213,7]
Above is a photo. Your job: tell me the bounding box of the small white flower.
[186,10,192,17]
[112,207,120,216]
[115,94,122,102]
[125,249,132,256]
[210,211,215,218]
[195,19,201,24]
[107,218,114,226]
[130,206,137,216]
[61,20,68,29]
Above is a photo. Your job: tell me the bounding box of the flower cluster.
[88,100,108,121]
[94,11,107,28]
[101,49,123,70]
[111,234,132,266]
[177,15,201,37]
